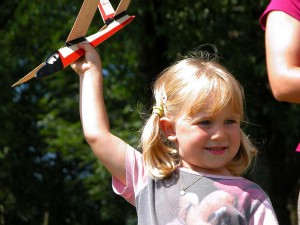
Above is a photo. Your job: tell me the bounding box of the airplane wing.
[67,0,131,40]
[65,0,99,43]
[12,63,45,87]
[114,0,130,17]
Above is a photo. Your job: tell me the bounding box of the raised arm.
[265,11,300,103]
[71,43,127,184]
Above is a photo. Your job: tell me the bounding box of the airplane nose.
[35,51,63,79]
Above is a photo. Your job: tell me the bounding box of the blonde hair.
[140,50,257,179]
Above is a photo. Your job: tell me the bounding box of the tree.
[0,0,299,224]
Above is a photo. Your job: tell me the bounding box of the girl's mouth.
[205,147,227,155]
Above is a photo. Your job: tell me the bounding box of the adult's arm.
[265,11,300,103]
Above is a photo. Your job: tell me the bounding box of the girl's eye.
[199,120,211,125]
[225,119,238,125]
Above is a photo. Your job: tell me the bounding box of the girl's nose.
[211,127,227,141]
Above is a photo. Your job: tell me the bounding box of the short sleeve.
[260,0,300,29]
[112,145,148,206]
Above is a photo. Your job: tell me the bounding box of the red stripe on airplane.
[59,16,135,68]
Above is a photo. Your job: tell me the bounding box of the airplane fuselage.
[36,14,134,79]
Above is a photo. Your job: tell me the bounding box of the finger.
[71,58,84,74]
[77,42,94,52]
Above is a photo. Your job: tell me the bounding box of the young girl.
[72,43,279,224]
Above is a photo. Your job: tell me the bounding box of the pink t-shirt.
[260,0,300,29]
[296,143,300,152]
[112,145,279,225]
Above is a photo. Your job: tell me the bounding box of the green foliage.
[0,0,299,224]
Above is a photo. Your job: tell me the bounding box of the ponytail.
[140,109,178,179]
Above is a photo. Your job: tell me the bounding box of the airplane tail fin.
[98,0,131,24]
[98,0,115,23]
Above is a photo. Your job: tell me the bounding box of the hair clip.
[152,105,164,117]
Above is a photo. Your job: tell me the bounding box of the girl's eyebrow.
[189,112,241,121]
[228,113,242,119]
[188,114,212,122]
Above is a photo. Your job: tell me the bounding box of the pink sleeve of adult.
[296,143,300,152]
[260,0,300,29]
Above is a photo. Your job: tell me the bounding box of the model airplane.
[12,0,134,87]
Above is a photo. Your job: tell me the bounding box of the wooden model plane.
[12,0,134,87]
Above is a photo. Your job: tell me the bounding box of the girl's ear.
[159,117,177,142]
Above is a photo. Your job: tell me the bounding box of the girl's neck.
[179,163,234,176]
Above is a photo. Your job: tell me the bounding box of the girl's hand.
[71,43,102,76]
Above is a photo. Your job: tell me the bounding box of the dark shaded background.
[0,0,299,224]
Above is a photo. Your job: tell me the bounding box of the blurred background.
[0,0,299,224]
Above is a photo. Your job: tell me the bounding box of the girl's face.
[168,104,241,176]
